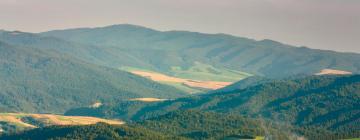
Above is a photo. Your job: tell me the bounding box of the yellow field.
[0,113,124,128]
[131,71,232,90]
[129,98,168,102]
[315,69,352,75]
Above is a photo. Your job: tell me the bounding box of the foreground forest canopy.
[1,111,359,140]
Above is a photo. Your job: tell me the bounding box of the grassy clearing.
[120,62,251,82]
[170,61,251,82]
[120,66,157,73]
[129,70,232,91]
[159,81,203,93]
[120,63,251,93]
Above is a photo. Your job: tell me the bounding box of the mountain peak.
[106,24,148,29]
[99,24,159,32]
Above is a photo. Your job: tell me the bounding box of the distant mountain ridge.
[41,24,360,78]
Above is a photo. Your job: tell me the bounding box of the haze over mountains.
[0,24,359,140]
[42,24,360,78]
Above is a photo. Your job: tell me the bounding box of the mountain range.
[0,24,359,140]
[41,24,360,78]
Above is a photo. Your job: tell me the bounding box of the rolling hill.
[66,75,360,135]
[0,30,249,93]
[132,75,360,131]
[137,110,283,140]
[208,76,271,93]
[0,40,185,113]
[136,110,360,140]
[41,24,360,78]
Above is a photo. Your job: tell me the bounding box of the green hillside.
[62,75,360,139]
[131,75,360,131]
[120,65,251,93]
[0,30,250,93]
[168,62,251,82]
[121,62,251,83]
[64,101,154,121]
[145,75,360,133]
[0,41,185,113]
[68,75,359,134]
[42,24,360,78]
[209,76,271,93]
[137,110,286,140]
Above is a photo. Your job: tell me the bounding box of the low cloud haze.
[0,0,359,53]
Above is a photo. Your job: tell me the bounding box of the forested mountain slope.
[137,110,359,140]
[118,75,360,132]
[0,41,185,113]
[0,30,250,93]
[209,76,271,93]
[63,75,360,135]
[42,24,360,78]
[3,111,358,140]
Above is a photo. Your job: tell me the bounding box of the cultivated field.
[0,113,124,129]
[120,63,251,93]
[315,69,352,75]
[130,70,232,90]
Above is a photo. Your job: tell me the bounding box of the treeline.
[3,110,358,140]
[136,110,359,140]
[62,75,360,139]
[0,123,187,140]
[128,75,360,132]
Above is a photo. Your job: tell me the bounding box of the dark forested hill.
[0,40,185,113]
[41,24,360,78]
[133,75,359,131]
[3,111,358,140]
[137,110,289,140]
[79,75,359,133]
[136,110,359,140]
[0,123,187,140]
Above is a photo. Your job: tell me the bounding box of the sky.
[0,0,359,53]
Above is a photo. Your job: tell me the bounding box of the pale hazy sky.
[0,0,359,53]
